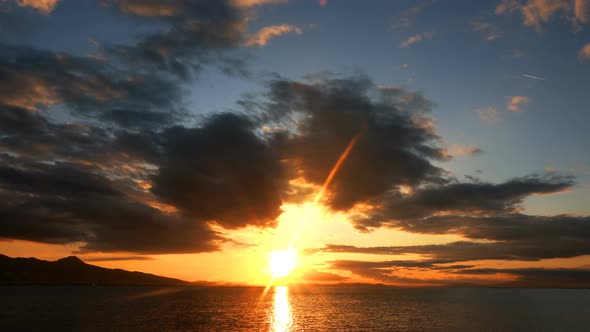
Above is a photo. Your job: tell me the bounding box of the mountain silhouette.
[0,254,189,286]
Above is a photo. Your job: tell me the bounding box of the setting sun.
[268,249,298,278]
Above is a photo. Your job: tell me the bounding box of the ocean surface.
[1,285,589,331]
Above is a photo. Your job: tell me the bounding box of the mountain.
[0,254,189,286]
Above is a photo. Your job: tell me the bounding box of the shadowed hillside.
[0,254,189,286]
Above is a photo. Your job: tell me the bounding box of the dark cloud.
[353,175,575,229]
[255,75,447,210]
[389,214,590,243]
[457,268,590,288]
[330,258,590,287]
[0,157,223,253]
[302,271,350,282]
[0,43,182,125]
[102,0,247,79]
[151,113,285,229]
[331,259,458,270]
[312,226,590,262]
[0,1,250,129]
[0,110,288,252]
[329,259,459,285]
[0,0,264,253]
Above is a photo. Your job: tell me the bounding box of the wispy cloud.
[575,0,590,23]
[507,95,530,112]
[470,19,503,41]
[16,0,60,14]
[477,106,500,123]
[231,0,287,7]
[392,0,435,30]
[400,31,433,48]
[505,49,529,60]
[247,24,303,47]
[579,42,590,60]
[495,0,578,31]
[445,144,484,157]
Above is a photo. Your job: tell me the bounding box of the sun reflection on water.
[271,286,293,332]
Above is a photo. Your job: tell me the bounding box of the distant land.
[0,254,190,286]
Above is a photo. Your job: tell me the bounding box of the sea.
[1,285,589,331]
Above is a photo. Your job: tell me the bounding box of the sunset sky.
[1,0,590,287]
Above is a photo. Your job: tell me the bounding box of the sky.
[1,0,590,287]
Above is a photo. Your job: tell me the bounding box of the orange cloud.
[104,0,187,16]
[575,0,590,23]
[16,0,60,14]
[495,0,571,30]
[247,24,302,47]
[231,0,287,7]
[400,32,433,48]
[507,95,530,112]
[579,42,590,60]
[446,144,483,157]
[0,74,59,111]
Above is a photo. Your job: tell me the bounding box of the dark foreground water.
[1,286,590,331]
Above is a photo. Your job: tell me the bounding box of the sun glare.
[269,249,298,278]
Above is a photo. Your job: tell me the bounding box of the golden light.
[271,286,292,332]
[268,249,298,278]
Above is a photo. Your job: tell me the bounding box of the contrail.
[262,123,367,297]
[522,74,546,81]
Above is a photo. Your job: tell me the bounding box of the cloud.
[313,221,590,261]
[254,74,447,210]
[150,113,286,229]
[102,0,248,78]
[105,0,186,16]
[575,0,590,23]
[16,0,60,14]
[495,0,572,30]
[445,144,483,157]
[0,156,224,253]
[0,43,182,123]
[0,109,285,252]
[329,259,467,285]
[352,175,575,230]
[0,73,59,111]
[456,268,590,288]
[477,106,500,122]
[400,32,433,48]
[247,24,303,47]
[507,95,530,112]
[0,0,254,127]
[504,49,529,59]
[302,271,350,282]
[0,0,271,254]
[470,19,503,41]
[329,256,590,287]
[231,0,287,7]
[579,42,590,60]
[392,0,435,31]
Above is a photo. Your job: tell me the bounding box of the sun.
[268,249,298,278]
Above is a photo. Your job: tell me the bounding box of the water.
[1,285,590,331]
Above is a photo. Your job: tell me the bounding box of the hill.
[0,254,189,286]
